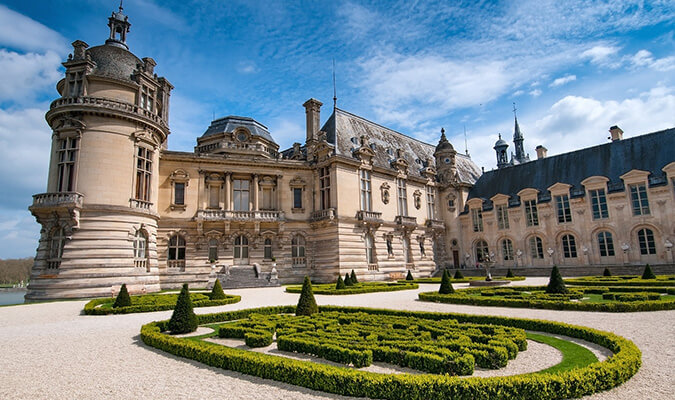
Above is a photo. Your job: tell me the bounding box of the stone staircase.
[214,264,280,289]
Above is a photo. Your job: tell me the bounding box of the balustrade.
[32,192,83,208]
[197,209,284,222]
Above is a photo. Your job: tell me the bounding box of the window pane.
[294,188,302,208]
[174,183,185,205]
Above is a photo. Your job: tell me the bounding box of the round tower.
[494,133,509,168]
[26,6,173,300]
[434,128,458,186]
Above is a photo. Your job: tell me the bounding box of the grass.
[527,332,598,374]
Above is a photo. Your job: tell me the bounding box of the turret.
[434,128,457,185]
[511,105,530,165]
[494,133,509,168]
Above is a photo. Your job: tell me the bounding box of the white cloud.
[0,49,63,103]
[0,5,67,53]
[529,89,542,97]
[237,61,259,74]
[268,117,303,147]
[0,211,39,258]
[512,90,524,97]
[581,45,620,65]
[549,74,576,87]
[630,49,675,72]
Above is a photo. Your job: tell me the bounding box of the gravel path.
[0,278,673,399]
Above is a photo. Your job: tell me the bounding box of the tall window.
[48,227,66,269]
[234,235,249,261]
[397,178,408,216]
[471,208,483,232]
[501,239,514,261]
[293,188,303,209]
[359,169,372,211]
[629,184,650,216]
[67,71,83,97]
[291,235,306,265]
[135,147,152,202]
[402,235,412,263]
[208,239,219,261]
[133,230,148,270]
[167,235,186,269]
[426,186,436,220]
[524,200,539,227]
[555,194,572,223]
[261,188,273,210]
[264,238,273,260]
[140,85,155,112]
[496,204,509,230]
[319,167,331,210]
[590,189,609,219]
[56,137,78,192]
[637,228,656,255]
[529,236,544,259]
[174,182,185,206]
[597,231,615,257]
[475,240,489,263]
[562,234,577,258]
[365,234,375,264]
[233,179,250,211]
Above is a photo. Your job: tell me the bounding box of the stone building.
[25,8,675,299]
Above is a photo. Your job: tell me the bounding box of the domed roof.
[434,128,455,153]
[201,116,276,144]
[86,44,141,83]
[494,133,508,149]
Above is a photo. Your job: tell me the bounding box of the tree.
[350,269,359,284]
[453,270,464,279]
[546,266,568,294]
[344,273,353,286]
[335,275,346,289]
[168,283,198,334]
[112,283,131,308]
[603,267,612,277]
[406,270,414,281]
[641,264,656,280]
[506,268,514,278]
[438,269,455,294]
[296,276,318,316]
[209,279,226,300]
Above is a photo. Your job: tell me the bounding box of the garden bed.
[404,276,525,284]
[285,281,418,295]
[565,275,675,287]
[83,292,241,315]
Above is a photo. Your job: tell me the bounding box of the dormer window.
[67,71,84,97]
[140,86,155,112]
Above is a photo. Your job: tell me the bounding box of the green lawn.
[527,332,598,374]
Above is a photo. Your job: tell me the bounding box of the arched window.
[475,240,489,263]
[134,230,148,271]
[208,239,219,262]
[501,239,514,261]
[48,227,66,269]
[637,228,656,255]
[168,235,186,270]
[529,236,544,259]
[264,238,273,260]
[234,235,249,264]
[365,234,376,264]
[562,234,577,258]
[291,235,306,265]
[597,231,615,257]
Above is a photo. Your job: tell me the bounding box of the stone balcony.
[310,208,336,222]
[197,209,285,222]
[356,210,383,226]
[425,219,445,231]
[395,215,417,228]
[31,192,84,209]
[48,96,167,130]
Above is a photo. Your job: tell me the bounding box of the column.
[198,170,205,210]
[253,174,259,211]
[276,175,283,211]
[224,173,230,210]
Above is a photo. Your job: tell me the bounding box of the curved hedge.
[419,285,675,312]
[565,276,675,287]
[84,292,241,315]
[141,305,641,400]
[285,281,418,295]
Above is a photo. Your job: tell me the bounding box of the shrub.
[113,283,131,308]
[335,275,346,289]
[286,281,418,295]
[344,273,353,287]
[244,330,274,347]
[641,264,656,280]
[406,270,414,281]
[296,276,318,316]
[506,268,514,278]
[350,269,359,284]
[168,284,198,334]
[209,279,226,300]
[603,268,612,277]
[438,269,454,294]
[453,270,464,279]
[546,266,568,294]
[84,293,241,315]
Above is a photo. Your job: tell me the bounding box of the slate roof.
[321,108,481,184]
[468,127,675,204]
[87,44,141,83]
[201,115,276,144]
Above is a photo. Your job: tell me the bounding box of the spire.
[106,2,131,50]
[332,58,337,110]
[511,102,529,164]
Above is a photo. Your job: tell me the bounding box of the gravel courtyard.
[1,278,673,400]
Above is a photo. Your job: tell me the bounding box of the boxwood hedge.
[84,292,241,315]
[285,281,418,295]
[141,305,641,400]
[565,276,675,287]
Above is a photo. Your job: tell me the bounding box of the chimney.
[535,145,548,159]
[609,125,623,141]
[303,98,323,144]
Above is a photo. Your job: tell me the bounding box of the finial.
[441,127,445,135]
[332,58,337,110]
[513,102,517,117]
[119,0,124,13]
[498,133,502,139]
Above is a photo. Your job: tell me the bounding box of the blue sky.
[0,0,673,258]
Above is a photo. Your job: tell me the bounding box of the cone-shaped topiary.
[344,273,353,286]
[506,268,514,278]
[209,279,226,300]
[603,267,612,277]
[453,270,464,279]
[113,283,131,308]
[406,270,414,281]
[296,276,318,316]
[350,269,359,284]
[168,283,198,334]
[546,266,568,294]
[641,264,656,280]
[438,269,455,294]
[335,275,346,289]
